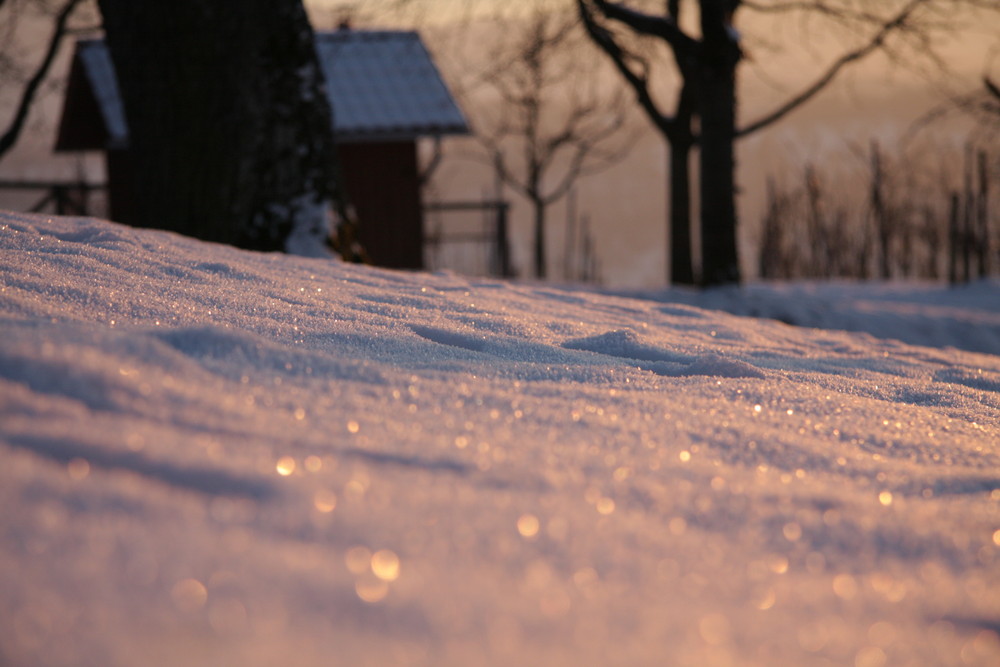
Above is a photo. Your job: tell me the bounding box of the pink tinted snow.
[1,211,998,667]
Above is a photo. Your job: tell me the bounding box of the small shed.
[55,29,470,269]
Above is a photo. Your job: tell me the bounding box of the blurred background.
[1,0,998,287]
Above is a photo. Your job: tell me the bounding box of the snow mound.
[563,329,766,378]
[680,353,767,379]
[1,211,999,667]
[624,280,1000,356]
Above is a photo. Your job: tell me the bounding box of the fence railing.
[0,180,107,217]
[423,199,512,278]
[0,185,517,278]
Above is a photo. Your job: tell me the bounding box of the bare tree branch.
[464,5,637,278]
[589,0,698,56]
[577,0,677,137]
[743,1,891,24]
[1,0,85,157]
[545,107,637,205]
[418,136,443,186]
[986,75,1000,102]
[738,0,925,137]
[0,0,84,159]
[667,0,680,22]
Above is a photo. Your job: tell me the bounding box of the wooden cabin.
[55,29,469,270]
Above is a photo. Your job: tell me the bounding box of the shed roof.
[55,39,128,150]
[56,29,468,151]
[316,30,469,141]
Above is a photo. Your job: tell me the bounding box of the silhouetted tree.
[579,0,999,286]
[96,0,340,251]
[981,75,1000,122]
[471,7,635,279]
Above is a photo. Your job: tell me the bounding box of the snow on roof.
[77,40,129,147]
[66,30,468,148]
[315,30,469,141]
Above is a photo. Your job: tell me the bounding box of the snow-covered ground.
[619,280,1000,359]
[2,211,998,667]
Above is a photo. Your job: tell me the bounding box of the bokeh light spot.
[699,613,731,645]
[171,578,207,613]
[768,554,789,574]
[371,550,401,582]
[833,573,859,600]
[783,522,802,542]
[67,458,90,480]
[854,646,887,667]
[517,514,540,538]
[355,578,389,603]
[755,588,776,610]
[345,546,373,575]
[313,489,337,513]
[275,456,295,476]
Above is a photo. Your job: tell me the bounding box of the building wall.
[105,149,136,226]
[338,140,423,270]
[55,55,109,152]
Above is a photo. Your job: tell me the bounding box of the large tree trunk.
[97,0,337,251]
[697,0,741,286]
[668,82,695,286]
[668,38,697,286]
[532,198,547,279]
[669,139,694,285]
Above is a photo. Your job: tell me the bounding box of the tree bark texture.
[97,0,337,251]
[533,199,547,279]
[669,80,696,285]
[669,139,694,285]
[580,0,741,286]
[697,0,741,286]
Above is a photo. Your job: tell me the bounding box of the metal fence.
[0,180,107,218]
[423,200,512,278]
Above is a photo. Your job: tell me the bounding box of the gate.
[0,180,106,217]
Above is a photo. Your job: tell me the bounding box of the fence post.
[962,143,974,283]
[949,192,961,285]
[871,141,890,280]
[978,150,990,278]
[496,202,512,278]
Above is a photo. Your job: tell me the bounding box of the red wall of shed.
[338,140,424,270]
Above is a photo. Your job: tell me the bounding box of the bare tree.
[577,0,698,285]
[0,0,89,160]
[579,0,1000,286]
[468,7,635,279]
[987,77,1000,104]
[579,0,743,285]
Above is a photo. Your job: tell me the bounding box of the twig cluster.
[758,138,997,282]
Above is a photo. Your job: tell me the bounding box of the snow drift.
[1,211,998,666]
